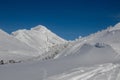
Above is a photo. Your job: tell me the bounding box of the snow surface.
[47,63,120,80]
[0,23,120,80]
[58,23,120,57]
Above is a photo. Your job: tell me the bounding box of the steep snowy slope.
[58,23,120,57]
[12,25,67,55]
[47,63,120,80]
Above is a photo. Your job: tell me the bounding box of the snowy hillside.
[12,25,66,54]
[0,23,120,80]
[58,23,120,57]
[0,29,35,53]
[0,29,39,62]
[0,25,67,63]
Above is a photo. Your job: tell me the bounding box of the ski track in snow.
[47,63,120,80]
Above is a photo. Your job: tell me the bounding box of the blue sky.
[0,0,120,40]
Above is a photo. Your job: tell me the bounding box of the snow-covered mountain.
[0,25,67,63]
[43,22,120,80]
[0,29,39,62]
[1,23,120,80]
[58,23,120,58]
[12,25,66,54]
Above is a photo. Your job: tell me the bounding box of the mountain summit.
[31,25,48,31]
[12,25,67,54]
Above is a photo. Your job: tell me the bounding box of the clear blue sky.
[0,0,120,40]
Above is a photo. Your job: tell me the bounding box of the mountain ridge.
[12,25,67,54]
[0,25,67,63]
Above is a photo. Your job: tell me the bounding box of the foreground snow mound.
[12,25,66,54]
[55,43,119,66]
[32,42,115,62]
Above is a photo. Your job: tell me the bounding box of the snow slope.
[0,25,67,62]
[0,41,119,80]
[0,23,120,80]
[12,25,66,54]
[58,23,120,57]
[0,29,39,62]
[0,56,119,80]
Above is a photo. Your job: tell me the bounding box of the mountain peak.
[31,25,48,31]
[12,25,66,54]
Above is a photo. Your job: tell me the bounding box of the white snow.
[57,23,120,57]
[12,25,66,54]
[47,63,120,80]
[0,29,39,62]
[0,25,67,62]
[0,23,120,80]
